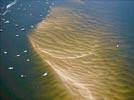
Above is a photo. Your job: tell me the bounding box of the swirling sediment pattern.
[29,0,134,99]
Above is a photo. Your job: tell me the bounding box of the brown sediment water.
[29,0,134,99]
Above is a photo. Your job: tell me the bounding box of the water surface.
[29,0,134,99]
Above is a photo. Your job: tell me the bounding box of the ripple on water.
[29,0,134,100]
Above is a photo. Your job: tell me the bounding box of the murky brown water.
[29,0,134,100]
